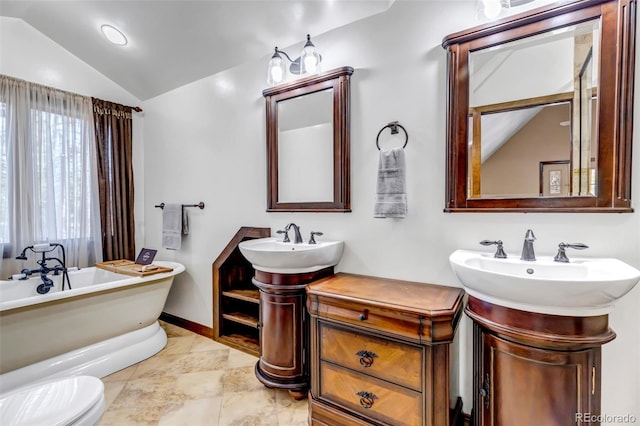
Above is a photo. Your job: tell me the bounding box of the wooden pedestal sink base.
[254,362,308,400]
[252,267,334,400]
[466,296,616,426]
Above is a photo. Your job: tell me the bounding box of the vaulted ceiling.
[0,0,394,100]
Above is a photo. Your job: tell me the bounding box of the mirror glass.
[277,88,334,202]
[263,66,353,212]
[468,18,600,199]
[442,0,635,212]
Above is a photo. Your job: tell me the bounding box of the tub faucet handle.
[480,240,507,258]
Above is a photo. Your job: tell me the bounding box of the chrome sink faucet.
[520,229,536,261]
[284,223,303,244]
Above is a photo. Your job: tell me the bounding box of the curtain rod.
[2,75,145,112]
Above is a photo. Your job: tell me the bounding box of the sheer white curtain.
[0,75,102,276]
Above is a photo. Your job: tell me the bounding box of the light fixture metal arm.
[274,47,296,64]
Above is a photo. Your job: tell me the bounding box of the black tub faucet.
[15,243,71,292]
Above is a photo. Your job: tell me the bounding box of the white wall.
[142,1,639,420]
[0,17,146,272]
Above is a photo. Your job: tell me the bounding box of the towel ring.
[376,121,408,150]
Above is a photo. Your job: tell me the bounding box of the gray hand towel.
[181,206,189,236]
[162,204,182,250]
[374,147,407,218]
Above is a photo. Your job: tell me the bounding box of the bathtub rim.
[0,260,185,312]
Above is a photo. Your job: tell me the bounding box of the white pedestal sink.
[238,237,344,274]
[238,236,344,399]
[450,249,640,316]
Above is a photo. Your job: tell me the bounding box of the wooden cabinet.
[212,227,270,356]
[252,267,334,399]
[307,273,465,426]
[466,296,616,426]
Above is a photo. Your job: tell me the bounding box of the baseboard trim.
[159,312,214,338]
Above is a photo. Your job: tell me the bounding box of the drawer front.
[314,297,424,341]
[320,323,422,391]
[310,397,374,426]
[320,362,423,426]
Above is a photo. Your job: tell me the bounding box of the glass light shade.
[300,36,321,74]
[267,53,286,86]
[477,0,510,19]
[301,50,321,74]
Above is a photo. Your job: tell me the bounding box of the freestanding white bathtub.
[0,261,185,393]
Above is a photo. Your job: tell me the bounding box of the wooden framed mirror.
[442,0,636,212]
[263,66,353,212]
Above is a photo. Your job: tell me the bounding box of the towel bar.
[155,202,205,209]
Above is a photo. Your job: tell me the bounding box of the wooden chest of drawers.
[307,273,465,426]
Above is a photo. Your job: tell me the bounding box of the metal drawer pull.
[356,391,378,409]
[355,350,378,367]
[358,309,369,321]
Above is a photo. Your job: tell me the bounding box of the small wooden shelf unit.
[212,227,270,356]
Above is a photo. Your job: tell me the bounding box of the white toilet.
[0,376,105,426]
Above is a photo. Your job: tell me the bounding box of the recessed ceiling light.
[100,24,128,46]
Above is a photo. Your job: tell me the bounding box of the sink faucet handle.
[524,229,536,241]
[479,240,507,258]
[276,229,290,243]
[309,231,323,244]
[562,242,589,250]
[554,242,589,263]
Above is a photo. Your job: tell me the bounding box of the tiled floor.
[99,321,309,425]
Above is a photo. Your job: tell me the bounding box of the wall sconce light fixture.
[267,34,322,86]
[477,0,510,19]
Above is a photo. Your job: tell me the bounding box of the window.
[0,75,102,268]
[30,108,95,241]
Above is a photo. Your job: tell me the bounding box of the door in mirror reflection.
[277,88,334,203]
[468,18,600,199]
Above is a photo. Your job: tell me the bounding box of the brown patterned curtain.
[92,98,135,261]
